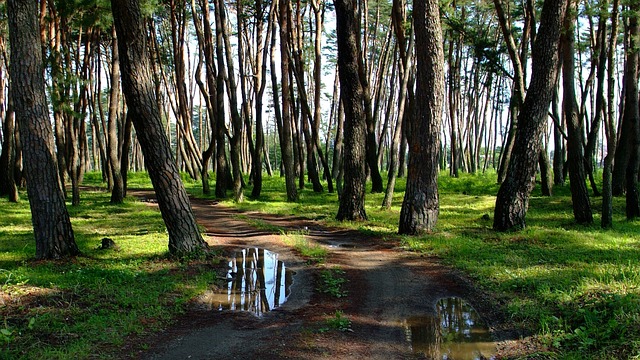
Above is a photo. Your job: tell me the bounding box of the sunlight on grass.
[0,189,222,360]
[4,170,640,359]
[186,170,640,359]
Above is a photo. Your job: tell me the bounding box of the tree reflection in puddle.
[405,297,496,359]
[199,248,293,316]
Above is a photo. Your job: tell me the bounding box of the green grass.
[5,170,640,359]
[317,267,348,298]
[185,170,640,359]
[281,230,328,264]
[0,189,223,360]
[319,310,351,333]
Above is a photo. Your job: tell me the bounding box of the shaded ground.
[129,193,539,359]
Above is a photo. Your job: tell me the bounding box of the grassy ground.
[186,171,640,359]
[2,171,639,359]
[0,186,223,359]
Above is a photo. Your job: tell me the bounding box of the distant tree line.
[0,0,639,259]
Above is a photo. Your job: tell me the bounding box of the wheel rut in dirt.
[133,193,520,360]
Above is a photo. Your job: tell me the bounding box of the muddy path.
[130,193,527,359]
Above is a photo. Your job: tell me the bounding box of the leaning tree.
[8,0,79,259]
[111,0,208,255]
[493,0,568,231]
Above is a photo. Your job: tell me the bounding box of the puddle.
[405,297,496,359]
[199,248,294,316]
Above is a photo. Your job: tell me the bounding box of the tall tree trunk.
[310,0,334,193]
[279,0,298,202]
[8,0,79,259]
[623,3,640,219]
[398,0,444,234]
[251,0,270,199]
[602,0,619,228]
[335,0,367,221]
[120,111,133,197]
[169,0,201,180]
[213,0,230,199]
[108,27,125,204]
[583,13,608,197]
[552,85,565,185]
[562,3,593,224]
[216,0,244,202]
[0,45,19,201]
[112,0,208,255]
[539,141,553,196]
[0,98,19,202]
[191,0,218,196]
[493,0,567,231]
[382,23,414,210]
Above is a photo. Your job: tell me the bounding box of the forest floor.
[129,192,545,360]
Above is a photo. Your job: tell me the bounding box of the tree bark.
[0,87,19,202]
[561,3,593,224]
[398,0,444,234]
[107,27,125,204]
[8,0,79,259]
[112,0,208,255]
[623,3,640,219]
[279,0,298,202]
[335,0,367,221]
[250,0,270,199]
[216,0,244,202]
[493,0,567,231]
[602,0,619,228]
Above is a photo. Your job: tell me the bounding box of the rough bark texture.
[214,3,230,199]
[398,0,444,235]
[8,0,79,259]
[624,4,640,219]
[0,100,19,202]
[602,0,619,228]
[334,0,367,221]
[493,0,567,231]
[280,0,298,202]
[561,5,593,224]
[112,0,207,255]
[107,29,125,204]
[250,0,268,199]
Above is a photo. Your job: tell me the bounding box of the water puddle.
[199,248,294,316]
[405,297,496,359]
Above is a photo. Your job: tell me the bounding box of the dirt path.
[133,194,524,359]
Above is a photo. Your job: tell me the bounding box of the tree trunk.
[213,0,230,199]
[382,23,414,210]
[561,3,593,224]
[120,111,133,197]
[250,0,270,199]
[8,0,79,259]
[398,0,444,235]
[0,97,19,202]
[112,0,208,255]
[602,0,619,229]
[493,0,567,231]
[107,27,125,204]
[335,0,367,221]
[279,0,298,202]
[552,85,565,185]
[623,3,640,219]
[539,145,553,196]
[216,0,244,202]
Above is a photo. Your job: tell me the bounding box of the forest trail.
[132,193,524,359]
